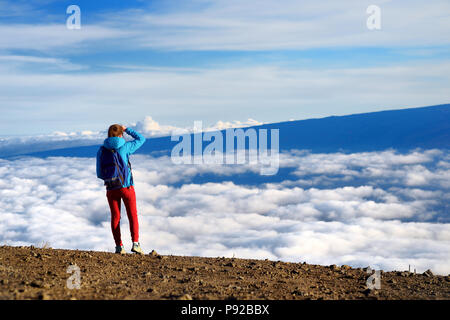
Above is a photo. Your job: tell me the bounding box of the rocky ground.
[0,245,448,300]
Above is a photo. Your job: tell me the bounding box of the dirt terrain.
[0,245,448,300]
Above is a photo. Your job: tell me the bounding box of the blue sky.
[0,0,449,135]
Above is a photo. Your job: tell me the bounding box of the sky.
[0,0,449,136]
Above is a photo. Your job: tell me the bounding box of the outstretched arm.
[123,127,146,154]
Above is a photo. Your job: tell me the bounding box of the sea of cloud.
[0,149,449,275]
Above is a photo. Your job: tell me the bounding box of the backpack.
[99,146,132,190]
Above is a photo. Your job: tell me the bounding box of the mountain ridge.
[4,103,449,159]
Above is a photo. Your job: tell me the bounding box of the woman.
[96,124,146,254]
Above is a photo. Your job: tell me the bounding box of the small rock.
[30,281,44,288]
[291,289,303,296]
[363,267,373,273]
[397,271,410,277]
[329,264,339,270]
[362,288,372,296]
[341,265,351,270]
[38,292,50,300]
[149,250,159,257]
[423,269,434,277]
[178,294,193,300]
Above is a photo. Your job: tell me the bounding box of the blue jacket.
[96,128,146,188]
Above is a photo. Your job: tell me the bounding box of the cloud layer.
[0,148,449,275]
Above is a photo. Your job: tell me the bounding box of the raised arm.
[123,127,146,155]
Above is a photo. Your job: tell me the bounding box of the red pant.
[106,186,139,246]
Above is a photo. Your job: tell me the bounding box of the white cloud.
[286,149,450,189]
[0,149,449,274]
[130,116,263,137]
[0,131,104,157]
[97,0,450,51]
[0,23,128,52]
[1,1,450,53]
[1,62,449,136]
[0,55,84,71]
[209,118,263,131]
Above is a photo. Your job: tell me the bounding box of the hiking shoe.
[115,245,126,254]
[131,242,144,255]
